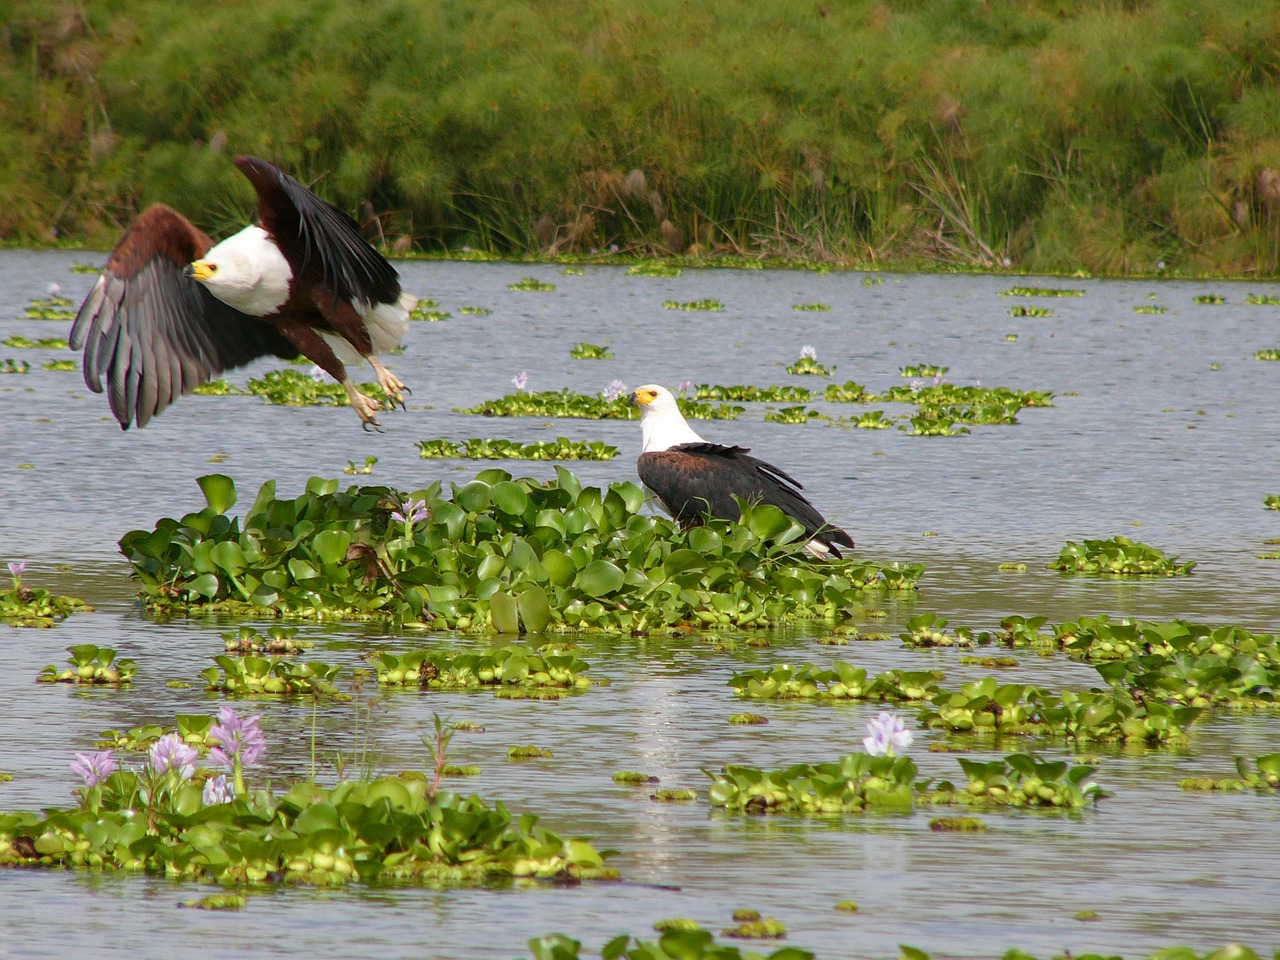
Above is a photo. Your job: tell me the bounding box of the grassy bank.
[3,0,1279,275]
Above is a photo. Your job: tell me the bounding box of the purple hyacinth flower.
[512,371,529,392]
[202,774,234,806]
[800,344,818,361]
[677,380,693,396]
[7,561,26,579]
[149,733,199,780]
[391,497,429,526]
[863,711,913,757]
[210,706,266,770]
[602,379,628,403]
[70,749,117,788]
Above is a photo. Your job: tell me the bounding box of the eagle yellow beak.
[188,260,215,282]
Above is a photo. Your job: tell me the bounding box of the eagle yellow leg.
[367,356,407,409]
[343,379,384,429]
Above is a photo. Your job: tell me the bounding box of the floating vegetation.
[2,335,69,349]
[998,562,1028,572]
[1000,286,1084,298]
[1179,754,1280,792]
[459,306,492,316]
[1253,348,1280,361]
[526,930,802,960]
[508,277,556,291]
[663,298,722,311]
[246,369,387,407]
[823,381,872,402]
[708,748,917,814]
[96,714,217,754]
[121,471,912,631]
[875,383,1054,409]
[861,276,883,285]
[694,384,813,403]
[926,754,1103,809]
[201,656,342,696]
[722,916,786,940]
[24,294,76,319]
[901,613,975,648]
[651,789,696,802]
[1134,305,1168,314]
[569,342,613,359]
[0,767,614,886]
[900,364,948,378]
[728,713,769,725]
[763,405,822,424]
[626,262,682,277]
[193,379,235,396]
[786,346,831,376]
[1009,305,1053,317]
[417,438,619,461]
[1,564,86,627]
[791,303,831,311]
[848,410,893,429]
[42,359,77,371]
[458,389,741,420]
[1194,294,1227,304]
[373,646,593,695]
[930,817,987,832]
[38,645,136,685]
[409,306,451,321]
[899,411,969,436]
[729,663,940,703]
[653,918,700,933]
[344,456,378,475]
[1,359,30,374]
[508,745,553,759]
[1245,294,1280,306]
[613,771,659,785]
[1266,495,1280,510]
[1050,536,1195,577]
[221,625,312,655]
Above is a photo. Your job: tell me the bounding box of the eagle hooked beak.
[187,260,216,281]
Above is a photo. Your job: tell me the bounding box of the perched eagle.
[70,155,416,430]
[630,383,855,558]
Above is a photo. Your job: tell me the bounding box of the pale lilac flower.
[70,749,117,788]
[308,364,327,382]
[209,706,266,771]
[202,774,234,805]
[512,371,529,391]
[149,733,199,780]
[8,561,26,579]
[863,712,913,757]
[800,345,818,360]
[602,379,628,402]
[391,497,429,525]
[677,380,693,396]
[48,282,62,297]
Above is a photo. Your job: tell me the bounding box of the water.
[1,253,1278,958]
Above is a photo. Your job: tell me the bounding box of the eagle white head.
[630,383,706,452]
[188,225,291,317]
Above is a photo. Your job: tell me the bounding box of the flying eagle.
[70,155,416,430]
[630,384,855,558]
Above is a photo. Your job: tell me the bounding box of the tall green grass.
[2,0,1278,274]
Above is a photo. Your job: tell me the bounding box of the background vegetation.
[3,0,1279,274]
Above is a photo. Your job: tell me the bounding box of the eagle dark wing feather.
[70,203,299,429]
[639,442,855,555]
[233,155,402,309]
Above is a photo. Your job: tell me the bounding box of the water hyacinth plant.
[2,730,615,887]
[458,388,743,420]
[1051,536,1195,576]
[786,345,831,375]
[119,471,916,632]
[417,438,620,461]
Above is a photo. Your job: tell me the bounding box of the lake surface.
[1,252,1278,959]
